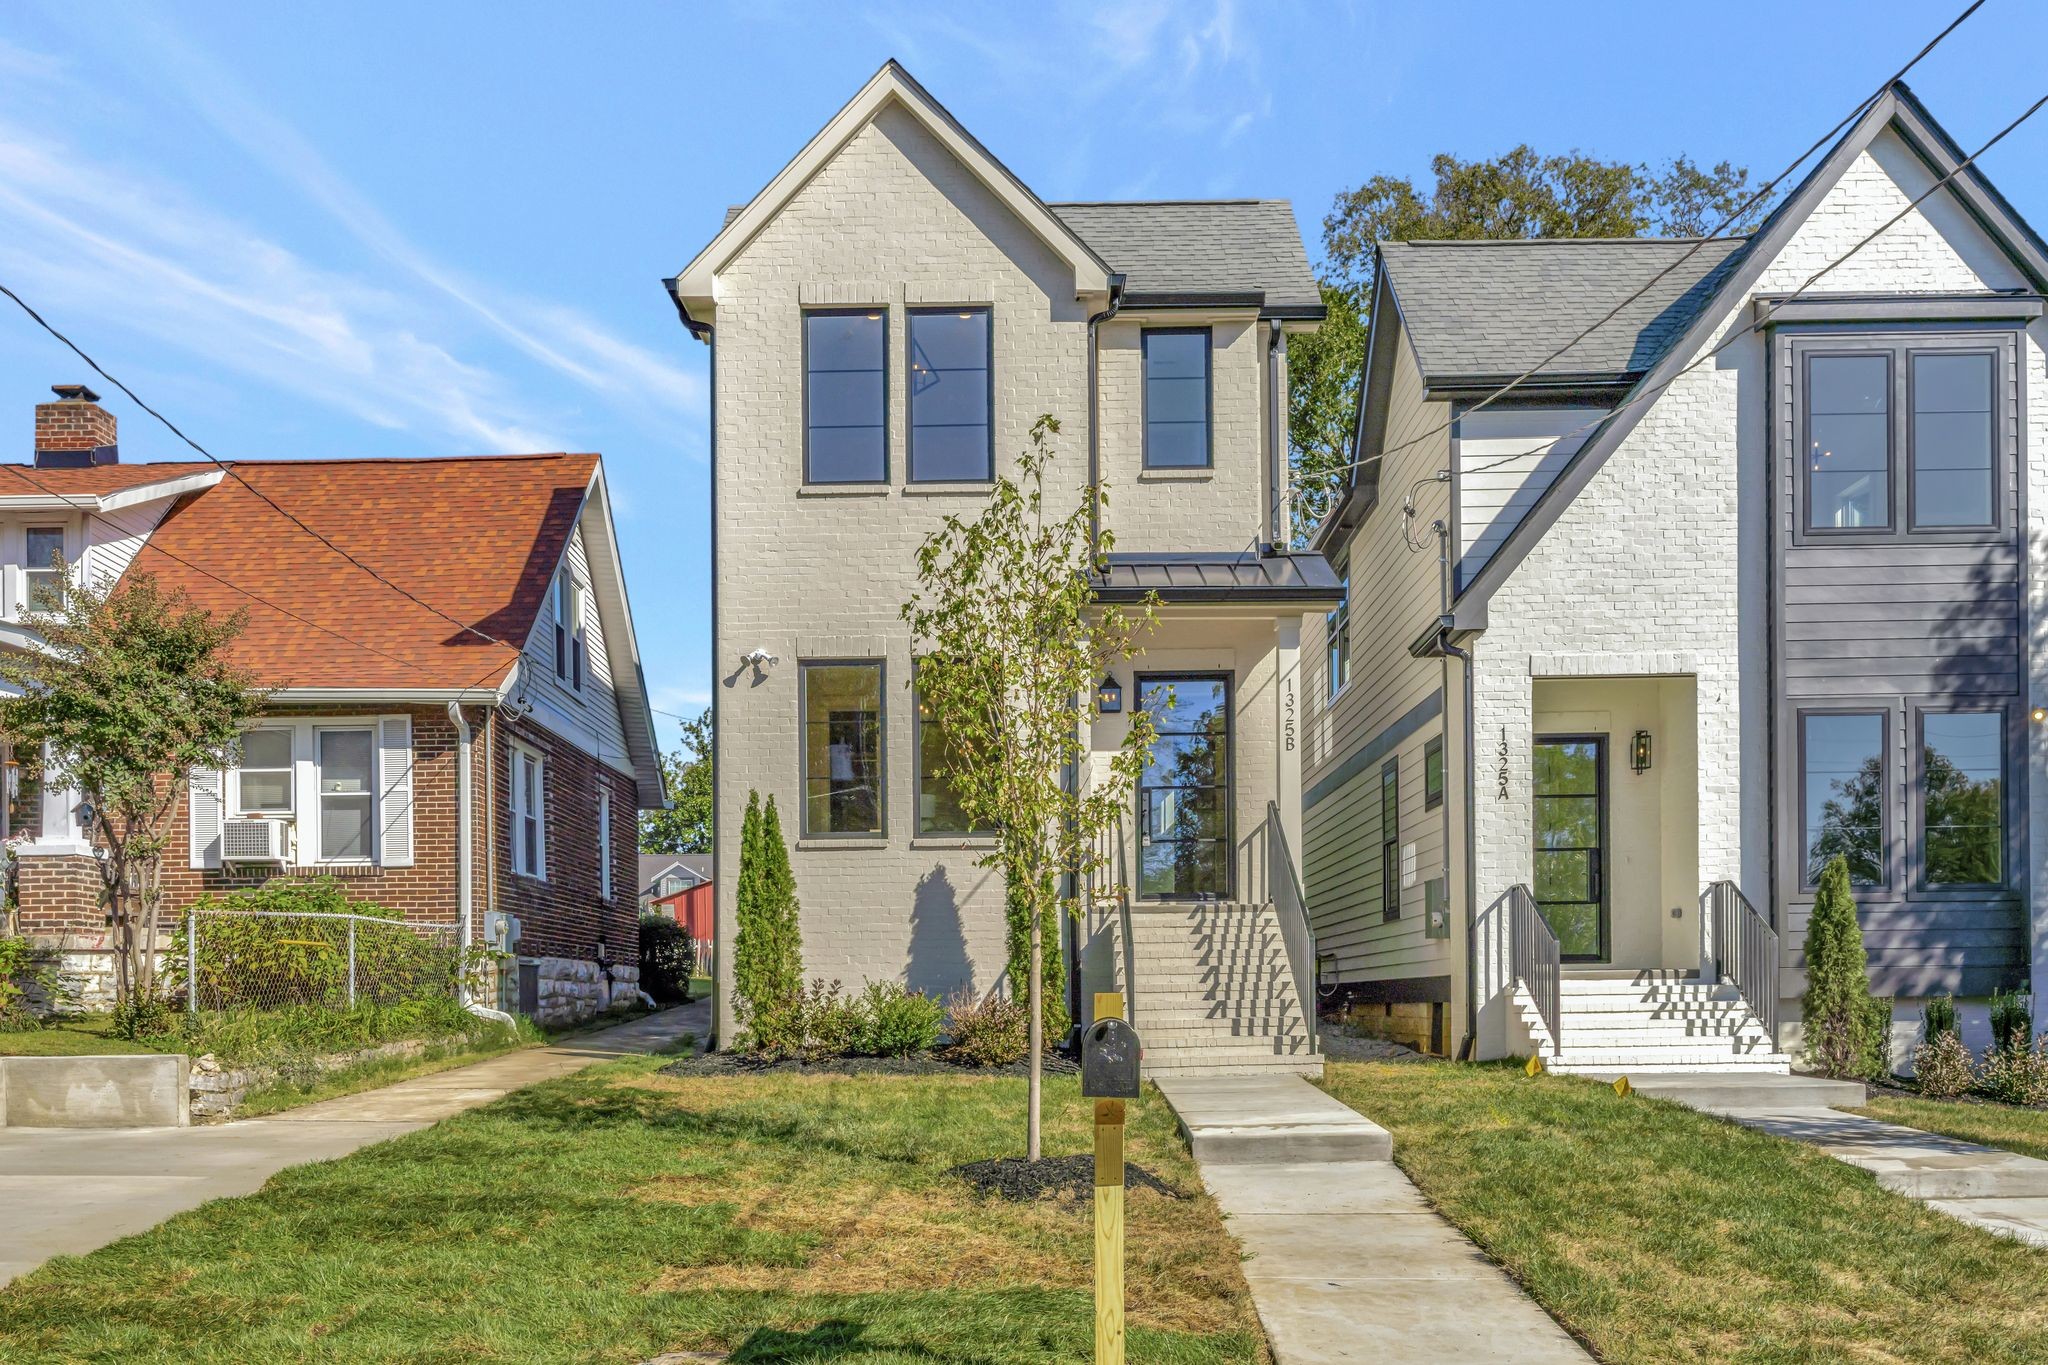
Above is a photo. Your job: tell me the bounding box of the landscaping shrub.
[732,791,802,1033]
[943,988,1028,1067]
[1802,855,1885,1079]
[109,996,178,1042]
[638,912,695,1005]
[1978,1032,2048,1107]
[1913,1030,1976,1099]
[1921,991,1960,1044]
[855,980,945,1056]
[1989,988,2033,1055]
[0,934,50,1031]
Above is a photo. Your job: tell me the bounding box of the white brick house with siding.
[1306,83,2048,1072]
[669,63,1340,1073]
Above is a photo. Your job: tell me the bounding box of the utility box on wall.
[1424,878,1450,939]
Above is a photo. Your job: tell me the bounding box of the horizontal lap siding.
[1302,325,1451,985]
[1772,327,2028,996]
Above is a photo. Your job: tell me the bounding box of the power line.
[1279,0,1987,539]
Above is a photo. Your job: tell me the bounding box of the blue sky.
[1,1,2044,753]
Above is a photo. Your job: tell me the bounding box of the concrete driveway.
[0,1000,705,1287]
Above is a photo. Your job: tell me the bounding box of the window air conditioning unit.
[222,818,289,864]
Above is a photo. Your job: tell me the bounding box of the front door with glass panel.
[1532,735,1607,962]
[1137,676,1231,900]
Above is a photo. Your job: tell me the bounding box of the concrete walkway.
[0,1001,704,1287]
[1670,1089,2048,1248]
[1156,1075,1590,1364]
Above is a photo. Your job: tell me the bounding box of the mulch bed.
[659,1050,1081,1079]
[948,1154,1182,1203]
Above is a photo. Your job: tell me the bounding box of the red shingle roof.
[124,453,598,691]
[0,461,219,495]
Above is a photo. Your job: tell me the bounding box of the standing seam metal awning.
[1089,551,1344,607]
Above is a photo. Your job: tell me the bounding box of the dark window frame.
[1800,348,1896,536]
[1796,706,1891,892]
[1906,346,2000,533]
[906,305,994,483]
[1326,554,1350,700]
[797,658,888,840]
[1134,670,1234,901]
[1424,736,1444,810]
[802,306,890,486]
[1380,760,1400,922]
[1910,699,2014,893]
[912,660,992,837]
[1141,326,1214,470]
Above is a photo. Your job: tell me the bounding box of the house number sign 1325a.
[1496,727,1510,802]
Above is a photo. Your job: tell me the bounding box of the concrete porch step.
[1571,1071,1865,1110]
[1153,1074,1384,1164]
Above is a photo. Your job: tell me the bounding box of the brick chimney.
[34,384,119,468]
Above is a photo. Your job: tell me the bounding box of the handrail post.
[186,910,198,1016]
[347,916,358,1008]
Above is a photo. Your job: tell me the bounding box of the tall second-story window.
[24,526,63,611]
[1143,328,1212,468]
[805,309,888,484]
[553,569,586,691]
[1805,353,1892,531]
[1911,351,1995,528]
[908,308,992,481]
[1326,555,1350,699]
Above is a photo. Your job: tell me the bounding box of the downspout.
[1086,275,1127,555]
[1266,319,1286,548]
[1441,635,1479,1060]
[451,700,515,1027]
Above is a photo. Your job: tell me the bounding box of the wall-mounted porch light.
[2033,706,2047,725]
[1096,675,1123,714]
[1630,729,1653,773]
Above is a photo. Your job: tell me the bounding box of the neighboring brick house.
[6,387,663,1024]
[669,63,1339,1076]
[1306,83,2048,1070]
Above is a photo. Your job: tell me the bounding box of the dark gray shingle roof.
[1379,237,1750,383]
[1092,551,1342,605]
[1052,200,1323,314]
[639,853,709,896]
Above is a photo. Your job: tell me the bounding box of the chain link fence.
[166,909,460,1013]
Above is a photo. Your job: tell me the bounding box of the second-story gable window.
[554,569,587,692]
[908,308,993,482]
[24,526,64,611]
[512,745,547,878]
[805,309,888,484]
[1806,353,1892,531]
[1326,555,1350,700]
[1142,328,1212,468]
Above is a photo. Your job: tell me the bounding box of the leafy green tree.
[640,707,712,854]
[902,414,1161,1161]
[0,572,263,1004]
[1802,854,1884,1079]
[1288,150,1760,544]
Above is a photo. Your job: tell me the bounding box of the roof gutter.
[1087,273,1128,555]
[662,276,713,342]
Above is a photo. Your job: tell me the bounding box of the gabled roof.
[0,461,223,511]
[129,453,596,694]
[670,61,1116,326]
[1377,237,1748,385]
[640,852,709,895]
[1050,200,1324,316]
[1447,82,2048,627]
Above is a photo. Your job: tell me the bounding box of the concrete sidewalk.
[0,1001,704,1287]
[1156,1075,1590,1364]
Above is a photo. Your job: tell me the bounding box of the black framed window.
[1143,328,1212,468]
[1921,709,2004,887]
[1424,736,1444,810]
[1804,353,1892,532]
[914,661,987,836]
[804,309,887,484]
[1136,675,1231,899]
[908,307,992,481]
[801,661,884,837]
[1800,710,1886,887]
[1326,557,1349,699]
[1380,761,1400,921]
[1911,351,1995,529]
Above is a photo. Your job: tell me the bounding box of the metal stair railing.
[1506,884,1562,1057]
[1265,801,1319,1054]
[1702,880,1781,1044]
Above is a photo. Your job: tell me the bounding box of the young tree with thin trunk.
[903,414,1159,1162]
[0,571,261,1006]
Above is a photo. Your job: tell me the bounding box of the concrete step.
[1550,1056,1790,1074]
[1570,1071,1862,1108]
[1153,1074,1384,1163]
[1145,1037,1320,1060]
[1144,1060,1325,1080]
[1557,1020,1772,1040]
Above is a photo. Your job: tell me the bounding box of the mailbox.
[1082,1016,1143,1099]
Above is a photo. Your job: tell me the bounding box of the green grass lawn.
[1322,1059,2048,1364]
[0,1061,1265,1363]
[0,1016,167,1057]
[1854,1092,2048,1162]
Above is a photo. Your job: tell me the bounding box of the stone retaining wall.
[533,956,643,1028]
[187,1036,457,1120]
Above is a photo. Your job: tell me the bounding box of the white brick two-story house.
[670,63,1338,1073]
[1306,83,2048,1071]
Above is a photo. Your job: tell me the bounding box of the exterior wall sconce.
[1097,675,1123,714]
[1630,729,1653,773]
[2033,706,2047,725]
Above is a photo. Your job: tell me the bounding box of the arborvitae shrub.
[1801,855,1883,1080]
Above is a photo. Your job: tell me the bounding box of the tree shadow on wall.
[906,864,975,1000]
